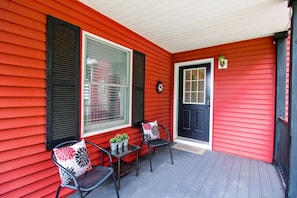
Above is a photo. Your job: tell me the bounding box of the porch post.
[288,0,297,197]
[273,31,288,163]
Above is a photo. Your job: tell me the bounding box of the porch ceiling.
[79,0,290,53]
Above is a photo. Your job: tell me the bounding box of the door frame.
[173,58,214,150]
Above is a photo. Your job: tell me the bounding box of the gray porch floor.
[69,145,284,198]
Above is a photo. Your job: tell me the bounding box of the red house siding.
[173,37,276,163]
[0,0,172,197]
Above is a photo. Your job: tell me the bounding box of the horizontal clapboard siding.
[0,0,171,197]
[173,37,276,163]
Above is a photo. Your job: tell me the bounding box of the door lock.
[206,99,210,108]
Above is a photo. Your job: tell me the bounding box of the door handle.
[206,99,210,108]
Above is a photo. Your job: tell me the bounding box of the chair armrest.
[158,124,171,141]
[85,141,113,167]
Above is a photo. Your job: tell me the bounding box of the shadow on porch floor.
[68,146,284,198]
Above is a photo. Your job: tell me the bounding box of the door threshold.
[174,136,211,150]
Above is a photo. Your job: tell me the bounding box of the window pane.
[87,39,128,86]
[198,81,204,91]
[185,92,190,102]
[185,70,191,80]
[191,92,197,103]
[199,69,205,79]
[198,92,205,103]
[191,81,197,91]
[185,82,190,91]
[192,69,198,80]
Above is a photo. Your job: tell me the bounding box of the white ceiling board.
[79,0,290,53]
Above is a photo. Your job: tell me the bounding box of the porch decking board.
[173,150,209,197]
[267,162,285,198]
[152,150,193,197]
[224,156,241,198]
[249,159,261,198]
[69,147,284,198]
[210,154,234,197]
[196,152,227,197]
[259,162,273,198]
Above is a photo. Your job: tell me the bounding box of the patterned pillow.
[53,139,92,185]
[141,120,160,143]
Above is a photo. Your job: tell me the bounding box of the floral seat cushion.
[141,120,160,143]
[53,139,92,185]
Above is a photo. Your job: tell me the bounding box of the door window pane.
[192,70,198,80]
[198,92,205,103]
[185,82,190,91]
[198,81,204,91]
[185,70,191,80]
[199,69,205,79]
[191,81,197,91]
[185,93,190,102]
[191,92,198,103]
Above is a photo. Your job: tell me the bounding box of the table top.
[109,144,140,158]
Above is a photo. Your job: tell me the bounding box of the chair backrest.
[52,139,93,186]
[52,140,88,161]
[139,120,148,141]
[140,120,161,143]
[52,140,84,167]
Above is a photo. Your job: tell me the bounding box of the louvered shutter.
[46,16,80,150]
[132,50,145,127]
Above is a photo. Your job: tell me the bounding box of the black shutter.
[46,16,80,150]
[132,50,145,127]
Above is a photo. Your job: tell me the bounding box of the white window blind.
[82,32,132,135]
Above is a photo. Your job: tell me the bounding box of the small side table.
[102,144,140,189]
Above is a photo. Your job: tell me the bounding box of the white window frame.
[81,31,133,137]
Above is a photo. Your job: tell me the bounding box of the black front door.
[178,63,210,142]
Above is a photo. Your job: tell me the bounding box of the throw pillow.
[141,120,160,143]
[53,139,92,185]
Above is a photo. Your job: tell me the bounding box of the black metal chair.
[140,120,174,172]
[51,140,119,198]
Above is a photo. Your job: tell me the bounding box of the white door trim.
[173,58,214,150]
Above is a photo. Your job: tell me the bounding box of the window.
[183,68,206,104]
[82,31,132,136]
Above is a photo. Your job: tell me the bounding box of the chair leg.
[152,147,156,155]
[169,144,174,165]
[55,186,61,198]
[112,172,120,197]
[148,145,153,172]
[77,189,83,198]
